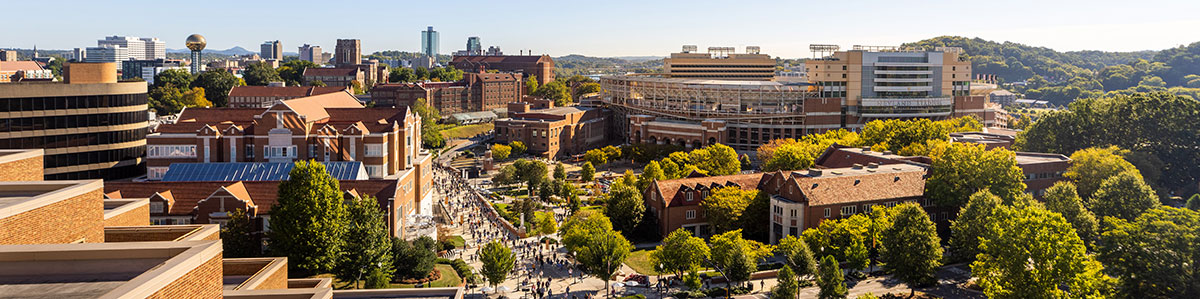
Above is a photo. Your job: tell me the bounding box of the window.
[366,165,383,178]
[790,210,796,217]
[702,190,709,198]
[686,192,694,202]
[864,204,874,213]
[264,146,297,158]
[150,202,164,213]
[366,143,384,157]
[148,145,196,158]
[824,208,831,218]
[685,210,696,219]
[147,167,169,180]
[308,144,317,157]
[841,205,857,216]
[245,145,254,158]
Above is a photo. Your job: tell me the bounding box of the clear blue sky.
[6,0,1200,58]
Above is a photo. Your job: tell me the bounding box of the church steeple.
[32,45,38,58]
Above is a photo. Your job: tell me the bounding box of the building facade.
[302,67,364,87]
[0,62,148,180]
[664,46,774,81]
[466,37,482,56]
[494,101,611,159]
[121,58,183,80]
[84,45,128,69]
[421,26,439,58]
[260,40,282,60]
[450,55,555,86]
[227,86,351,108]
[145,91,425,181]
[0,61,53,83]
[0,50,16,61]
[370,72,523,113]
[299,44,323,64]
[335,39,362,67]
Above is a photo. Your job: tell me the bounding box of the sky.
[6,0,1200,58]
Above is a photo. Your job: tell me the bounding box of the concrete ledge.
[287,278,333,289]
[225,257,288,290]
[332,287,464,299]
[104,224,219,242]
[223,288,333,299]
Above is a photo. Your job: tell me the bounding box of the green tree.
[845,236,869,274]
[1042,182,1099,247]
[393,236,437,279]
[491,144,511,160]
[243,61,282,86]
[524,76,539,95]
[310,80,326,87]
[688,143,740,176]
[509,141,527,156]
[388,67,417,83]
[973,205,1114,298]
[710,230,774,289]
[880,203,942,292]
[700,187,758,234]
[554,163,567,181]
[1099,207,1200,298]
[278,60,318,86]
[560,210,613,253]
[584,148,607,166]
[580,162,595,182]
[817,255,848,299]
[1065,146,1141,200]
[771,265,799,299]
[1090,170,1160,221]
[180,87,211,108]
[576,228,633,297]
[638,161,664,191]
[479,241,516,287]
[603,174,644,234]
[268,161,348,276]
[535,80,572,106]
[650,228,710,277]
[219,208,259,258]
[191,68,243,107]
[574,82,601,99]
[950,190,1002,263]
[513,159,548,197]
[761,144,815,172]
[777,235,819,280]
[538,181,553,203]
[412,98,444,148]
[153,68,193,89]
[925,142,1027,208]
[533,211,558,236]
[336,196,394,288]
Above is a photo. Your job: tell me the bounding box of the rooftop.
[0,180,103,220]
[0,240,222,298]
[229,86,349,98]
[161,162,368,182]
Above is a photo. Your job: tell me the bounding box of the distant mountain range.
[165,46,255,56]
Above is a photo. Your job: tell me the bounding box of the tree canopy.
[243,61,282,86]
[972,205,1114,298]
[479,240,516,287]
[1089,170,1160,221]
[268,161,348,275]
[336,196,393,286]
[950,189,1003,263]
[925,142,1027,208]
[1065,146,1142,200]
[1099,207,1200,298]
[191,68,243,107]
[880,203,942,289]
[650,228,710,277]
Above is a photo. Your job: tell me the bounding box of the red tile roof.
[651,173,767,207]
[104,179,399,215]
[229,86,349,98]
[786,165,928,206]
[0,61,44,71]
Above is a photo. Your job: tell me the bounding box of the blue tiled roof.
[161,162,369,182]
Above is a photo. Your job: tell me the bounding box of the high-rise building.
[0,50,16,61]
[421,26,439,58]
[298,44,322,64]
[0,62,149,180]
[466,37,482,56]
[97,36,145,60]
[335,39,361,67]
[71,48,86,61]
[84,45,128,69]
[140,37,165,60]
[121,58,183,80]
[186,34,206,74]
[260,40,282,60]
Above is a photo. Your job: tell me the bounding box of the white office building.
[143,66,188,85]
[84,45,128,69]
[141,37,166,60]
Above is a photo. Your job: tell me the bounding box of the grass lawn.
[328,264,463,289]
[444,235,466,249]
[441,123,494,139]
[624,249,661,275]
[580,205,603,212]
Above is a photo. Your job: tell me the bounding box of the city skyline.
[6,0,1200,58]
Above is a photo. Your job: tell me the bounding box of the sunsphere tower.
[185,34,206,74]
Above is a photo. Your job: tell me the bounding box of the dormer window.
[686,192,694,202]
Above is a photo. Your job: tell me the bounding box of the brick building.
[146,91,428,181]
[302,67,364,88]
[450,55,554,86]
[493,101,610,159]
[370,72,523,114]
[228,85,350,108]
[0,148,464,298]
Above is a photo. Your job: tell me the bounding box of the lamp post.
[657,263,664,299]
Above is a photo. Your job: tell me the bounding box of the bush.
[447,258,478,283]
[672,291,707,299]
[757,261,785,271]
[703,286,751,297]
[616,295,646,299]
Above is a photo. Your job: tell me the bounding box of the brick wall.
[105,230,189,242]
[0,189,105,245]
[104,203,149,227]
[0,156,43,181]
[148,254,223,299]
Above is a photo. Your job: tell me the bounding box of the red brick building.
[146,91,428,182]
[228,85,350,108]
[370,72,523,114]
[493,101,611,159]
[302,67,364,88]
[450,55,554,86]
